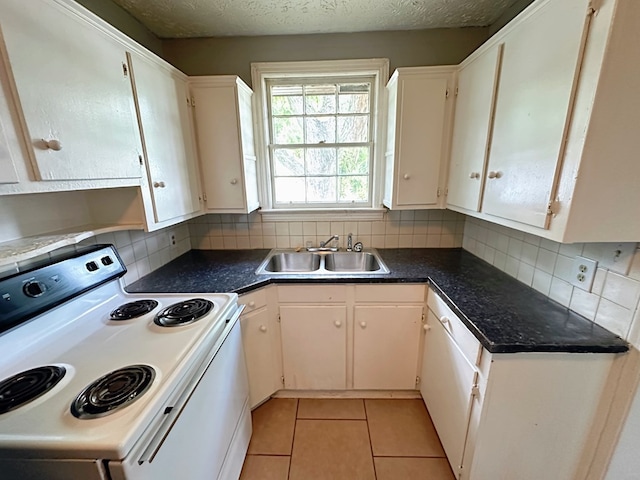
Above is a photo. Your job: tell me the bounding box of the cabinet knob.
[487,171,502,179]
[259,325,267,332]
[230,178,238,185]
[359,321,367,329]
[469,172,480,179]
[403,173,410,180]
[334,320,342,328]
[248,301,255,307]
[43,139,62,151]
[423,324,431,331]
[153,181,166,188]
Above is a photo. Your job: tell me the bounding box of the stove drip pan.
[71,365,155,419]
[154,299,214,327]
[110,300,159,320]
[0,366,66,414]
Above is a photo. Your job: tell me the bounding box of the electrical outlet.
[571,256,598,291]
[169,233,176,246]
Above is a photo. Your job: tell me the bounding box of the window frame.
[251,59,390,220]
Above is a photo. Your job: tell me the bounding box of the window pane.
[337,115,368,143]
[306,116,336,144]
[307,177,336,202]
[274,148,304,176]
[272,95,303,116]
[274,177,306,203]
[338,94,369,114]
[273,116,303,144]
[338,147,369,175]
[338,176,369,202]
[307,148,336,175]
[305,95,336,115]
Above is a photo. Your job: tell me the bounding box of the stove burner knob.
[23,280,46,298]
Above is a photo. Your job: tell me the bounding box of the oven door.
[108,310,251,480]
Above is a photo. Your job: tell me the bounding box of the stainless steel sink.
[262,252,321,272]
[255,249,390,275]
[324,252,382,272]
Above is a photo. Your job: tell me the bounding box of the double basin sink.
[255,249,390,275]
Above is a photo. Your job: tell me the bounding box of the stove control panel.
[0,245,126,334]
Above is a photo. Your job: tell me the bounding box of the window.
[252,59,389,215]
[268,79,373,207]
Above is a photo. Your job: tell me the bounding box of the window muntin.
[267,79,374,207]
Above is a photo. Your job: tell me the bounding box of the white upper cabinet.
[482,0,590,229]
[383,67,454,210]
[0,0,142,182]
[128,52,201,225]
[190,76,260,214]
[448,0,640,242]
[447,44,503,212]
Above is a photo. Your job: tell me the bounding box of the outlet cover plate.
[571,256,598,291]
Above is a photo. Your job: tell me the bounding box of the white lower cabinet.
[422,288,616,480]
[280,305,347,390]
[353,305,422,390]
[239,288,282,408]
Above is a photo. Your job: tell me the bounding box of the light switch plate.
[571,256,598,292]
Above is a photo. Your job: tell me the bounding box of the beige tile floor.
[240,398,454,480]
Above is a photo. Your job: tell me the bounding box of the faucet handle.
[353,242,363,252]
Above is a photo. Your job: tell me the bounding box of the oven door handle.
[136,304,245,465]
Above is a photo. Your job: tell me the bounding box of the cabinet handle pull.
[334,320,342,328]
[403,173,410,180]
[43,139,62,151]
[423,324,431,331]
[230,178,238,185]
[487,171,502,179]
[359,321,367,329]
[259,325,267,332]
[248,301,255,307]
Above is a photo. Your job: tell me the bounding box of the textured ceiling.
[110,0,519,38]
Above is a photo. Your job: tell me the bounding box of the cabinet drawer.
[239,288,268,312]
[354,284,425,303]
[278,285,346,303]
[427,289,481,365]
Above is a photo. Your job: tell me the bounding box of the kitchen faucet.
[319,234,339,248]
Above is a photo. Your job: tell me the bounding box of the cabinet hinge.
[277,314,281,323]
[437,188,442,198]
[421,313,425,322]
[202,193,207,202]
[470,384,480,398]
[455,86,459,96]
[138,155,143,166]
[547,198,560,216]
[445,88,450,99]
[281,375,285,385]
[122,62,128,77]
[415,376,420,386]
[190,96,196,107]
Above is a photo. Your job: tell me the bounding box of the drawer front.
[354,284,425,303]
[239,288,268,312]
[427,289,481,365]
[278,285,347,303]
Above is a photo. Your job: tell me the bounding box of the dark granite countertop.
[127,248,628,355]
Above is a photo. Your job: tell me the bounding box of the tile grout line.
[287,399,299,480]
[363,399,378,480]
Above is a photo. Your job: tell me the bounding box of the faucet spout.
[319,234,339,248]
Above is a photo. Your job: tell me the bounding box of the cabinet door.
[447,44,503,212]
[0,0,141,181]
[421,309,477,476]
[483,0,592,228]
[128,53,201,223]
[240,307,279,408]
[394,75,448,207]
[280,305,347,390]
[353,306,422,390]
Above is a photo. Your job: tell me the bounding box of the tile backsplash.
[188,210,466,251]
[463,217,640,348]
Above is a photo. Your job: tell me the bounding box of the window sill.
[259,208,387,222]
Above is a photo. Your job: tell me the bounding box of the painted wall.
[161,28,490,85]
[73,0,163,55]
[489,0,536,35]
